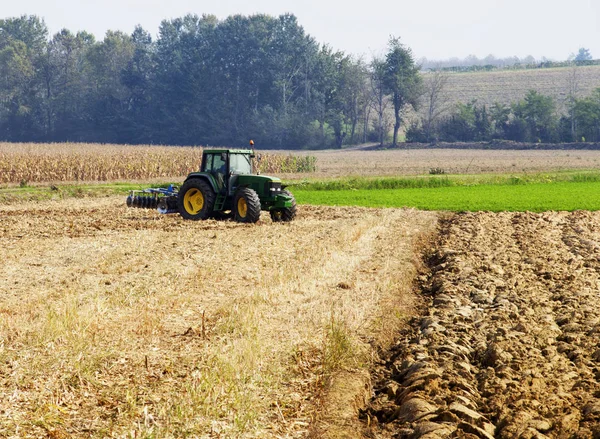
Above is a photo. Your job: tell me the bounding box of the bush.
[406,122,428,143]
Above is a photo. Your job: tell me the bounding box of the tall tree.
[573,89,600,141]
[86,30,135,142]
[0,15,48,140]
[267,13,318,146]
[383,37,422,147]
[152,14,218,145]
[575,47,592,62]
[564,64,581,141]
[369,57,390,147]
[44,29,95,140]
[513,90,557,142]
[121,26,155,143]
[422,68,450,142]
[313,46,350,148]
[341,58,369,144]
[490,102,511,139]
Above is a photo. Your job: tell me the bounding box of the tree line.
[2,14,598,149]
[0,14,423,148]
[408,87,600,144]
[419,48,595,72]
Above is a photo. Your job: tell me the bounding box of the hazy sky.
[3,0,600,61]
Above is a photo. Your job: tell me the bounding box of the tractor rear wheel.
[234,187,261,223]
[178,178,215,220]
[270,189,297,222]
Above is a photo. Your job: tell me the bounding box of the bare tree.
[369,58,391,147]
[360,74,373,143]
[342,58,369,144]
[565,63,581,141]
[422,68,450,142]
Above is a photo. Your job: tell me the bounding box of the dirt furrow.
[365,211,600,439]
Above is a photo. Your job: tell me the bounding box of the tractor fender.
[183,172,219,193]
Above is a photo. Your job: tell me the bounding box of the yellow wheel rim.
[183,188,204,214]
[237,197,248,218]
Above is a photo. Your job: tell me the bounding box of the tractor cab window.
[203,153,226,173]
[203,153,227,190]
[229,153,252,175]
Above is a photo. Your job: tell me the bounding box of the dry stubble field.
[0,197,437,438]
[438,65,600,114]
[283,148,600,179]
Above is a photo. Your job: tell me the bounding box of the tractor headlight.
[268,182,282,193]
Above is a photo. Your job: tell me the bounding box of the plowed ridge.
[369,211,600,438]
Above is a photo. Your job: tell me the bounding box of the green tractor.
[126,147,296,223]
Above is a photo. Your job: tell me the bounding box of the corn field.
[0,143,317,184]
[253,153,317,174]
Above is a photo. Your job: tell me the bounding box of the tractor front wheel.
[234,188,261,223]
[270,189,297,222]
[178,178,215,220]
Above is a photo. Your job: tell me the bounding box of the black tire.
[270,189,297,222]
[177,178,215,220]
[234,187,261,223]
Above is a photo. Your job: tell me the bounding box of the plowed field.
[367,211,600,438]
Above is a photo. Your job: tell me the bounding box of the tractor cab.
[201,149,254,194]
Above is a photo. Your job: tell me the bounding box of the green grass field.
[293,180,600,212]
[3,173,600,212]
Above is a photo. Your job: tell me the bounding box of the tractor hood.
[236,174,281,185]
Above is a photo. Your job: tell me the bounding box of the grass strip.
[0,182,166,203]
[288,171,600,191]
[293,181,600,212]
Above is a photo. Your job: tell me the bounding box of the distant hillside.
[427,65,600,115]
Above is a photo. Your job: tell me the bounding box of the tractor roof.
[204,149,254,154]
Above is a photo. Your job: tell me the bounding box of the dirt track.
[367,211,600,438]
